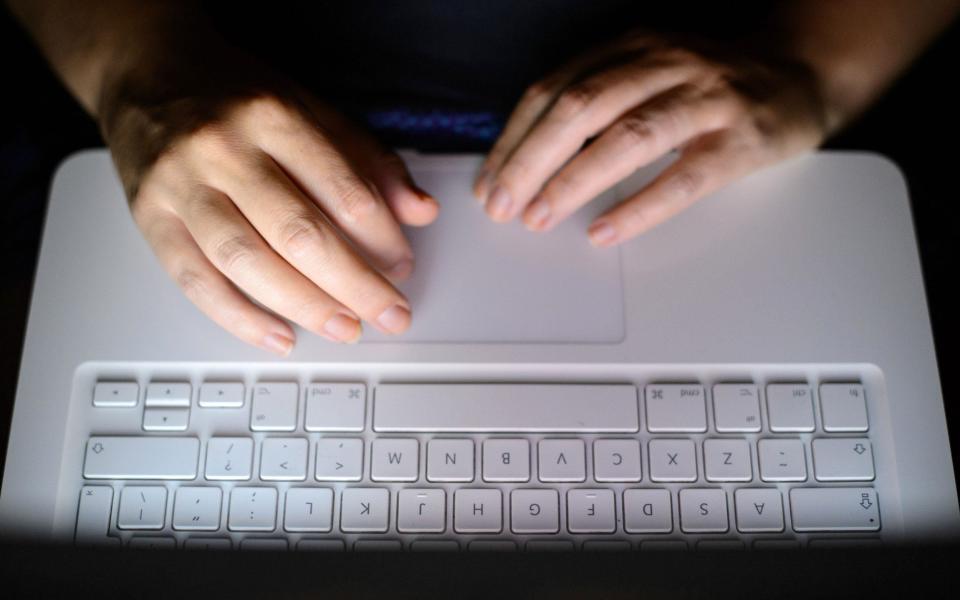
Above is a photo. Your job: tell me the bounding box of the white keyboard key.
[205,437,253,481]
[567,489,616,534]
[623,488,673,533]
[340,488,390,533]
[297,539,345,551]
[583,540,632,552]
[483,439,530,482]
[128,537,176,550]
[640,541,687,552]
[427,439,474,482]
[241,539,288,551]
[227,487,278,532]
[184,538,232,550]
[648,439,697,482]
[397,488,447,533]
[355,540,403,552]
[753,540,800,551]
[758,439,807,482]
[526,541,575,552]
[510,489,559,534]
[283,488,334,532]
[370,438,419,482]
[734,488,784,532]
[84,437,199,480]
[118,486,167,530]
[712,384,761,432]
[703,439,752,482]
[645,384,706,432]
[679,489,728,533]
[198,382,245,408]
[538,439,586,482]
[173,487,222,531]
[75,486,115,544]
[593,439,642,482]
[260,437,308,481]
[315,438,363,481]
[304,383,366,431]
[790,488,880,532]
[250,382,298,432]
[697,540,744,551]
[819,384,869,432]
[374,384,638,432]
[145,382,192,407]
[93,382,139,407]
[766,384,815,432]
[469,540,517,552]
[454,489,502,533]
[411,541,460,552]
[142,408,189,431]
[812,438,875,481]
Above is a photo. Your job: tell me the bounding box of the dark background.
[0,4,957,595]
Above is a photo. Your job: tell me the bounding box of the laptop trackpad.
[361,160,625,344]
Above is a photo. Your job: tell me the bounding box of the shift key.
[83,437,199,480]
[790,488,880,532]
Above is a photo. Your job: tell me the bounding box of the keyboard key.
[753,540,800,551]
[84,437,199,480]
[250,382,298,432]
[697,540,744,551]
[454,489,502,533]
[283,488,334,532]
[198,382,244,408]
[645,384,706,432]
[679,489,728,533]
[734,488,784,533]
[812,438,875,481]
[370,438,419,482]
[227,487,278,532]
[819,384,869,432]
[315,438,363,481]
[241,539,288,551]
[468,540,517,552]
[304,383,365,431]
[184,538,232,550]
[75,486,114,544]
[411,541,460,552]
[648,439,697,482]
[483,439,530,482]
[640,541,687,551]
[538,439,586,482]
[173,487,222,531]
[593,439,642,482]
[145,382,192,407]
[260,438,308,481]
[340,488,390,533]
[623,489,673,533]
[703,439,752,482]
[758,439,807,482]
[397,489,446,533]
[526,540,575,552]
[142,408,189,431]
[355,540,402,552]
[789,488,880,532]
[93,382,139,407]
[205,437,253,481]
[374,384,638,432]
[128,536,176,550]
[427,439,474,482]
[297,539,345,551]
[766,384,815,432]
[712,384,761,432]
[118,486,167,530]
[567,489,616,533]
[510,489,559,534]
[807,539,883,549]
[583,540,632,551]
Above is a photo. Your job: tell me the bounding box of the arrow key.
[316,438,363,481]
[143,408,189,431]
[812,438,875,481]
[260,438,308,481]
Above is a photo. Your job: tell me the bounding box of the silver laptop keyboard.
[71,367,885,551]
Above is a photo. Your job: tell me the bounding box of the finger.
[246,100,416,280]
[484,59,691,222]
[587,131,758,246]
[523,85,736,231]
[136,208,297,355]
[169,185,365,343]
[210,155,413,335]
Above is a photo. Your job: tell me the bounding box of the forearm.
[5,0,202,117]
[772,0,960,133]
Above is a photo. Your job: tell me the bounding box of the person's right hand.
[99,39,439,355]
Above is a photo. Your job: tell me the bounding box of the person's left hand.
[474,32,829,246]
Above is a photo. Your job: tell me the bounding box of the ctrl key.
[790,488,880,532]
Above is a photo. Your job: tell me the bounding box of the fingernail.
[387,258,414,280]
[262,332,294,356]
[486,185,512,220]
[525,201,552,231]
[376,304,411,334]
[588,221,618,247]
[411,184,435,204]
[323,312,362,343]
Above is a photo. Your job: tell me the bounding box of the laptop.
[0,148,956,550]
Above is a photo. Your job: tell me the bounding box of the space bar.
[373,384,639,432]
[83,437,199,480]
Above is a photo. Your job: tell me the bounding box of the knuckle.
[552,83,599,119]
[174,267,208,303]
[276,214,329,260]
[335,178,380,224]
[667,168,706,200]
[212,234,259,274]
[290,298,337,334]
[614,114,659,145]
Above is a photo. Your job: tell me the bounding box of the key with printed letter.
[427,439,474,482]
[510,489,559,534]
[284,488,334,532]
[397,489,446,533]
[567,489,616,533]
[454,489,502,533]
[593,439,642,482]
[483,439,530,482]
[538,439,586,482]
[340,488,390,533]
[371,438,419,481]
